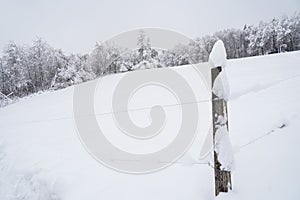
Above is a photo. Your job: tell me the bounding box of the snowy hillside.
[1,51,300,200]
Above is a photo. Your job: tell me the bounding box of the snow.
[132,59,160,70]
[1,51,300,199]
[212,70,230,100]
[214,124,235,171]
[210,40,230,100]
[209,40,227,69]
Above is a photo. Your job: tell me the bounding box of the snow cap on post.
[209,40,230,100]
[209,40,227,68]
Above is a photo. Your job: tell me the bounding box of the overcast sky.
[0,0,299,54]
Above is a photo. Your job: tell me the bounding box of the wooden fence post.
[211,66,232,196]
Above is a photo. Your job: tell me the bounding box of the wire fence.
[0,72,297,169]
[2,72,300,125]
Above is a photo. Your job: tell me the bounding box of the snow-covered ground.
[1,51,300,199]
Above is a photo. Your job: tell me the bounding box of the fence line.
[2,72,300,125]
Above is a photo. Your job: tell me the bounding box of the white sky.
[0,0,299,54]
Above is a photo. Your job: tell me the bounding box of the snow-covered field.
[1,51,300,199]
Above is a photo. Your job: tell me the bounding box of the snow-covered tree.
[119,30,162,72]
[137,30,152,62]
[284,12,300,51]
[0,39,94,98]
[52,54,95,89]
[27,39,56,90]
[118,51,139,72]
[1,42,33,96]
[88,42,121,76]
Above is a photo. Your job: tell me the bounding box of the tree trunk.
[211,66,232,196]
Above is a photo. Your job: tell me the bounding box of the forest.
[0,13,299,105]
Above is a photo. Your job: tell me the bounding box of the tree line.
[0,13,299,105]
